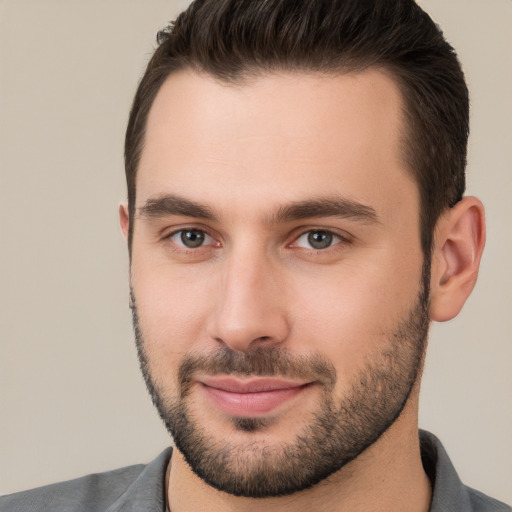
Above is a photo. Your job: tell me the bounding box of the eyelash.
[167,228,218,251]
[164,227,351,253]
[291,230,348,251]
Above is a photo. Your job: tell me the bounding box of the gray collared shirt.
[1,431,510,511]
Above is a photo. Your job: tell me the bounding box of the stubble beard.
[130,262,430,498]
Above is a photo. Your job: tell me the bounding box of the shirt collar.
[106,447,172,512]
[420,430,476,511]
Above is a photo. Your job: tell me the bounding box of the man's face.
[126,69,429,497]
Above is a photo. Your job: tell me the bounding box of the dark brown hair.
[125,0,469,256]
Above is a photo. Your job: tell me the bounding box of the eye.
[294,230,342,250]
[169,229,213,249]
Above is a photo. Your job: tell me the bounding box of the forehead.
[137,69,416,218]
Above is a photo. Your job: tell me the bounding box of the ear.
[119,203,130,241]
[429,196,486,322]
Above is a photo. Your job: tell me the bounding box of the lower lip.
[201,384,309,417]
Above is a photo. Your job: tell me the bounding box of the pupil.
[181,230,204,248]
[308,231,332,249]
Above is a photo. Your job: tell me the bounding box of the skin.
[120,69,485,512]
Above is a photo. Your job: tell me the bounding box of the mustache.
[178,347,337,396]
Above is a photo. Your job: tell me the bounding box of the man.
[1,0,509,510]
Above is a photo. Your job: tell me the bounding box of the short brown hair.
[125,0,469,256]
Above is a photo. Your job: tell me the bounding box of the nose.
[206,248,290,352]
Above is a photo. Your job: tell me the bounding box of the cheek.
[289,257,422,380]
[131,260,217,359]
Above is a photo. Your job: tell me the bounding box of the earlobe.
[119,203,130,241]
[429,197,486,322]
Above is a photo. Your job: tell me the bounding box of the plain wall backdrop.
[1,0,511,503]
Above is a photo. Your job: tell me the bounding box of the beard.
[130,262,430,498]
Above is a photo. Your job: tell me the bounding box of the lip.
[199,377,312,417]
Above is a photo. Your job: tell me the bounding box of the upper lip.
[199,376,310,393]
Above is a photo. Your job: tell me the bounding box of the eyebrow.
[269,197,379,225]
[139,195,218,221]
[138,193,379,225]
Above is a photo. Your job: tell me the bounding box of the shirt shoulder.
[0,464,144,512]
[0,448,172,512]
[466,487,512,512]
[420,430,511,512]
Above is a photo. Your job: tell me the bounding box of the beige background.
[1,0,511,504]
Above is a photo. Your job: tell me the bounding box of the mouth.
[198,376,313,417]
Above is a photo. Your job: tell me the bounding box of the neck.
[167,398,431,512]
